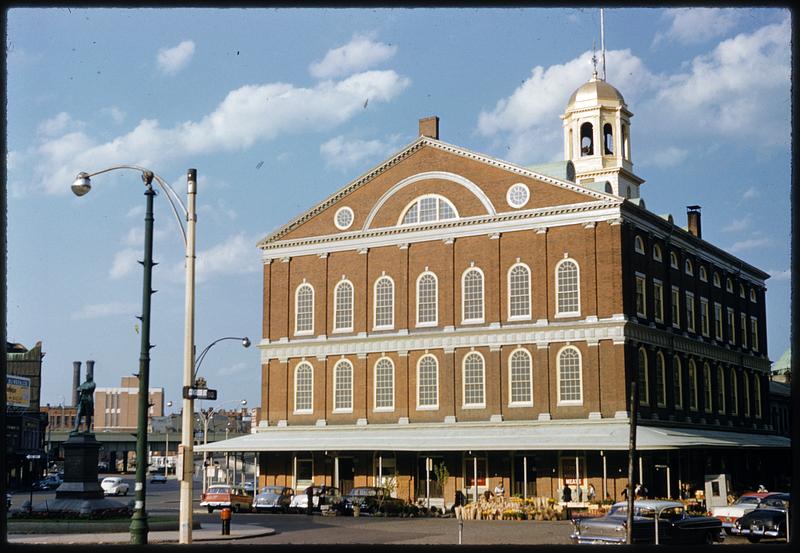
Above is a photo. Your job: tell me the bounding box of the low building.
[94,375,164,432]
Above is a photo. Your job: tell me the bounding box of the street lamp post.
[196,398,246,493]
[166,401,173,476]
[72,166,195,545]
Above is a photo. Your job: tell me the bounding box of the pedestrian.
[621,484,629,500]
[306,484,314,515]
[562,483,572,503]
[757,484,768,493]
[494,481,505,497]
[587,483,596,502]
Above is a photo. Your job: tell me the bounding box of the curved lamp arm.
[73,164,189,245]
[193,336,251,382]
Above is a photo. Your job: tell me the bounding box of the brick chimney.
[86,359,95,379]
[419,116,439,139]
[72,361,81,406]
[687,205,702,239]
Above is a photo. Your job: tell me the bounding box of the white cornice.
[259,316,627,362]
[260,203,622,260]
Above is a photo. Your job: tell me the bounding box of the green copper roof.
[526,160,575,182]
[772,348,791,373]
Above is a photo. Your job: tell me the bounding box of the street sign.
[183,386,217,400]
[26,454,41,459]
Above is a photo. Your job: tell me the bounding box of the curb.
[8,525,276,544]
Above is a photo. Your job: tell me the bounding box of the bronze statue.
[72,373,96,433]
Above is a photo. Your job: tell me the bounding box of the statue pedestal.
[56,432,103,499]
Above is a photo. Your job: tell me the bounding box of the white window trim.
[372,275,395,331]
[714,302,723,340]
[397,194,459,226]
[634,235,645,254]
[334,206,354,230]
[508,348,534,407]
[506,183,530,209]
[750,289,757,303]
[699,266,708,282]
[754,377,762,418]
[703,363,713,414]
[416,354,439,410]
[554,258,581,318]
[750,316,759,352]
[713,273,721,288]
[670,252,679,269]
[635,272,647,318]
[700,297,710,337]
[333,279,355,333]
[294,282,315,336]
[653,279,664,323]
[655,352,667,407]
[671,286,681,329]
[461,266,486,324]
[685,259,693,276]
[332,359,354,414]
[717,366,726,414]
[725,278,734,293]
[652,244,662,262]
[727,307,736,345]
[373,357,395,412]
[293,362,314,415]
[556,345,583,406]
[507,262,532,321]
[673,357,683,410]
[638,348,650,406]
[688,361,698,412]
[740,312,748,348]
[739,284,746,299]
[685,291,695,333]
[731,368,739,415]
[415,271,439,327]
[462,351,487,409]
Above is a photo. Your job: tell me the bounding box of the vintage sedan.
[289,485,343,513]
[731,492,789,543]
[100,476,129,496]
[570,500,724,545]
[709,491,774,533]
[253,485,294,513]
[336,486,405,516]
[200,484,253,513]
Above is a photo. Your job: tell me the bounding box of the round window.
[334,207,354,230]
[507,183,530,208]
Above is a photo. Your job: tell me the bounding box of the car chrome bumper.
[570,533,625,545]
[731,527,780,537]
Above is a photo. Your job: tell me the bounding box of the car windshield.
[758,498,789,510]
[260,486,284,495]
[207,487,230,494]
[351,488,378,497]
[735,496,761,505]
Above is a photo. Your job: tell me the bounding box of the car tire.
[746,536,761,544]
[704,531,716,544]
[124,490,128,496]
[208,507,214,514]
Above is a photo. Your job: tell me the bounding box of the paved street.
[7,475,772,545]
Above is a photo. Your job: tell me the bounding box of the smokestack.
[86,360,95,379]
[687,205,702,239]
[72,361,81,406]
[419,116,439,139]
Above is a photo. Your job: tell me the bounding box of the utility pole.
[626,380,639,545]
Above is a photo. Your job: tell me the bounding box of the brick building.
[198,71,789,505]
[94,375,164,432]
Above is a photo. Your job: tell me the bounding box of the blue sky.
[6,7,791,412]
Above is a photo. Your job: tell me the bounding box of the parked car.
[570,500,724,545]
[731,492,790,543]
[243,481,255,493]
[6,492,11,509]
[100,476,130,496]
[32,474,62,490]
[289,485,343,513]
[253,485,294,513]
[150,473,168,484]
[200,484,253,513]
[336,486,405,516]
[97,461,109,472]
[710,491,775,533]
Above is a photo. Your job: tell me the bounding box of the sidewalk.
[8,523,275,544]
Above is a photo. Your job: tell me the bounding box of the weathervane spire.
[591,40,598,78]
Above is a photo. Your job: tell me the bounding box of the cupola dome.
[565,72,625,112]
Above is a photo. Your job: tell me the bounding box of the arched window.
[717,366,725,414]
[653,244,663,261]
[509,349,533,405]
[655,352,666,407]
[743,372,751,417]
[726,278,734,293]
[750,289,757,303]
[294,362,313,414]
[685,259,693,276]
[508,263,531,319]
[670,252,679,269]
[739,284,746,298]
[634,235,645,254]
[462,267,484,323]
[417,355,439,409]
[556,259,580,316]
[603,123,614,155]
[688,360,698,411]
[557,346,582,404]
[703,363,713,413]
[673,356,683,410]
[373,275,394,329]
[699,266,708,282]
[730,368,738,416]
[416,272,438,326]
[334,280,354,332]
[400,195,458,225]
[462,352,486,407]
[638,348,649,406]
[374,358,394,411]
[333,359,353,412]
[754,376,762,418]
[295,283,314,335]
[580,122,594,156]
[713,272,721,287]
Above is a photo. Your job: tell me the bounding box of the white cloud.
[101,106,126,124]
[126,205,145,219]
[121,226,170,247]
[644,146,688,169]
[31,70,409,195]
[109,248,140,279]
[729,237,771,253]
[310,33,397,79]
[742,186,759,200]
[157,40,196,75]
[71,301,138,320]
[320,135,400,171]
[194,233,259,283]
[37,112,83,137]
[197,199,238,223]
[653,8,741,46]
[767,268,790,281]
[477,49,652,163]
[722,215,751,233]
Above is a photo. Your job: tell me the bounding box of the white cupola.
[561,70,644,199]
